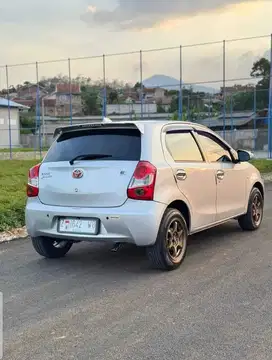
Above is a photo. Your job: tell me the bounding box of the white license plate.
[58,218,98,235]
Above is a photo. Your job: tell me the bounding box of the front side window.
[165,131,203,162]
[197,132,232,163]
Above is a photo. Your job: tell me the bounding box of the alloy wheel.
[166,219,186,263]
[252,193,263,227]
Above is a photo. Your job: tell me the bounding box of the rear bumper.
[25,198,166,247]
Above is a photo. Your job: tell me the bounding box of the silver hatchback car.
[26,120,264,270]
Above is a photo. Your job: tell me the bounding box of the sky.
[0,0,271,89]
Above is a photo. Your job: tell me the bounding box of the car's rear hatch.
[38,124,141,207]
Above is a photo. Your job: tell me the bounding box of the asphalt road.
[2,186,272,360]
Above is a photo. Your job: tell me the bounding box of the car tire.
[238,187,264,231]
[146,208,188,271]
[32,236,73,258]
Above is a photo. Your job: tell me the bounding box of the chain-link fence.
[0,34,271,159]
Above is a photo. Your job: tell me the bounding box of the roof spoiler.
[53,119,144,138]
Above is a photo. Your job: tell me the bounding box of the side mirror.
[237,149,252,162]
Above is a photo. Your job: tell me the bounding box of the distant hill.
[142,74,218,94]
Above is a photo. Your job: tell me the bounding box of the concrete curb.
[1,172,272,244]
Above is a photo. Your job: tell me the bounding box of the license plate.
[58,218,99,235]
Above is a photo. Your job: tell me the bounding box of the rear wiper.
[69,154,112,165]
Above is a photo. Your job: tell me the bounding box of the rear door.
[38,126,141,208]
[163,129,217,230]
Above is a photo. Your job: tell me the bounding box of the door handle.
[216,170,225,180]
[176,169,187,181]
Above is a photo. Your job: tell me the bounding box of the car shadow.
[188,220,242,253]
[32,220,243,276]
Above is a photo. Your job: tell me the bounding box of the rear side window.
[166,131,203,162]
[44,128,141,163]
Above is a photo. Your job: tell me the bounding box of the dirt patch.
[0,226,28,243]
[262,173,272,182]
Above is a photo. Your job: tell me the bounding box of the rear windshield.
[44,128,141,163]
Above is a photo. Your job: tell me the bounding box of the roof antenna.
[102,117,112,123]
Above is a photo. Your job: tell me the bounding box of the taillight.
[127,161,157,201]
[27,163,41,197]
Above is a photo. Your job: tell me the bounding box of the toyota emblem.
[72,169,84,179]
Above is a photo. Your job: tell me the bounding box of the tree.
[81,86,101,115]
[108,89,119,104]
[251,58,270,88]
[231,91,254,111]
[20,112,36,134]
[169,94,178,113]
[166,90,178,97]
[156,101,165,113]
[134,82,142,91]
[250,57,270,108]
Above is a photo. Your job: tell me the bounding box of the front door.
[196,131,247,221]
[164,129,217,231]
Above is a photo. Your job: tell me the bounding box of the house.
[199,111,256,130]
[43,83,82,117]
[9,84,47,109]
[116,89,139,104]
[154,87,166,100]
[107,102,157,115]
[0,97,29,148]
[159,96,173,111]
[143,87,165,101]
[221,84,255,96]
[17,84,38,99]
[12,98,35,108]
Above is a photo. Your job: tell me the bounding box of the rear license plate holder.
[58,217,99,235]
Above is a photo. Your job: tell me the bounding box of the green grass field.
[1,159,272,232]
[0,148,48,153]
[250,159,272,174]
[0,160,38,231]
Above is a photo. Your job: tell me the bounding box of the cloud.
[81,0,261,30]
[0,0,86,25]
[87,5,97,13]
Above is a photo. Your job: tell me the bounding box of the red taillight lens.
[27,163,41,197]
[127,161,157,201]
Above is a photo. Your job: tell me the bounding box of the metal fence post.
[35,61,42,158]
[102,54,107,118]
[230,93,234,146]
[68,58,73,125]
[222,40,226,139]
[140,50,143,119]
[197,95,200,121]
[178,45,183,120]
[5,65,12,159]
[208,93,211,126]
[253,86,257,152]
[268,34,272,159]
[187,95,190,121]
[230,93,233,131]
